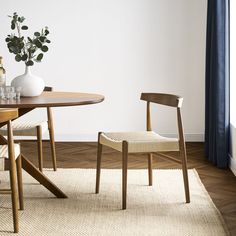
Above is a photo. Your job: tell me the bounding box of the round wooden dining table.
[0,91,105,198]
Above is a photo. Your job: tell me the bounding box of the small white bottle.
[0,56,6,87]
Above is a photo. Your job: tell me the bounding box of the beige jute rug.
[0,169,229,235]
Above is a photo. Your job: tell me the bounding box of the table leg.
[21,154,67,198]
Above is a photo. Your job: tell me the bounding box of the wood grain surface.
[0,92,104,108]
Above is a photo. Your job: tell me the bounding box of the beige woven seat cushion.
[0,144,20,171]
[100,131,179,153]
[0,120,48,136]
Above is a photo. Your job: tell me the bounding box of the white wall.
[0,0,207,141]
[230,124,236,175]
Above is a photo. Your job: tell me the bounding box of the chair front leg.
[122,141,128,210]
[180,145,190,203]
[16,155,24,210]
[95,132,103,194]
[9,163,19,233]
[8,121,19,233]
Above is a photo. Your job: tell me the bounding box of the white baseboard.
[159,133,204,142]
[54,134,97,142]
[229,154,236,176]
[50,133,204,142]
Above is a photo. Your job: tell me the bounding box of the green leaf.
[21,25,28,30]
[13,47,21,54]
[46,39,51,43]
[45,29,49,35]
[5,38,10,42]
[19,42,24,49]
[11,23,15,30]
[9,46,16,53]
[36,53,43,61]
[21,54,28,61]
[34,32,40,37]
[8,46,14,52]
[41,45,48,52]
[26,60,34,66]
[39,36,46,42]
[19,16,25,23]
[15,54,21,62]
[7,41,13,46]
[29,48,36,54]
[35,40,42,48]
[27,37,33,43]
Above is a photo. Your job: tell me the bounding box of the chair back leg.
[122,141,128,210]
[36,126,43,172]
[95,137,103,194]
[148,153,153,186]
[16,155,24,210]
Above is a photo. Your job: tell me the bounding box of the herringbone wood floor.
[21,141,236,235]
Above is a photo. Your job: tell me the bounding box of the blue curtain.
[205,0,230,168]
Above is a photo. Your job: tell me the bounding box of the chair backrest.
[140,93,183,108]
[140,93,186,149]
[44,86,53,92]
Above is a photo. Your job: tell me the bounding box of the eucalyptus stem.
[16,22,21,38]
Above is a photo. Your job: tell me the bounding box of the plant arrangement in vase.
[6,12,50,66]
[5,12,51,97]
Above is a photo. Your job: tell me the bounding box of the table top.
[0,91,105,108]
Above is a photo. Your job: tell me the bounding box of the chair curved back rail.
[140,93,185,142]
[140,93,183,108]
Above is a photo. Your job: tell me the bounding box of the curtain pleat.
[205,0,230,168]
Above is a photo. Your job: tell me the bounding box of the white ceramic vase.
[11,66,45,97]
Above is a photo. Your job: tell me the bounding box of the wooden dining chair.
[95,93,190,210]
[0,86,57,172]
[0,108,24,233]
